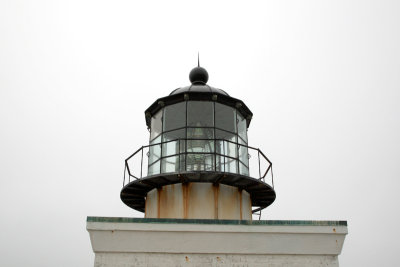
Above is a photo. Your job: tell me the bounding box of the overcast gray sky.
[1,0,399,266]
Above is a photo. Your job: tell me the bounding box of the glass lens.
[187,127,214,139]
[186,154,214,171]
[187,128,214,153]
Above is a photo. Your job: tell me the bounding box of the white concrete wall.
[87,217,347,267]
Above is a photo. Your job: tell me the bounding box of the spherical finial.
[189,67,209,84]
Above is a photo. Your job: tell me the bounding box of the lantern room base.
[145,183,252,220]
[121,172,276,213]
[87,217,348,267]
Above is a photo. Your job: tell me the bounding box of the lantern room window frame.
[148,100,249,176]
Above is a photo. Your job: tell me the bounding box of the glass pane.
[239,162,249,176]
[216,130,237,158]
[187,139,214,154]
[163,102,186,132]
[162,129,186,157]
[238,138,249,168]
[148,136,161,164]
[187,128,214,154]
[161,156,184,173]
[163,128,186,140]
[150,109,163,140]
[187,101,214,127]
[215,128,236,140]
[216,155,225,172]
[237,112,248,144]
[148,160,160,176]
[215,103,236,133]
[226,158,238,173]
[162,140,178,157]
[187,127,214,139]
[216,155,238,174]
[186,154,214,171]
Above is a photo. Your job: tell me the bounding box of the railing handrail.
[123,138,274,188]
[127,138,264,156]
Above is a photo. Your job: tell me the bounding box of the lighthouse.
[87,64,348,267]
[120,65,275,220]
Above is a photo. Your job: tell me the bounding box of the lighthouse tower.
[120,65,275,220]
[87,65,348,267]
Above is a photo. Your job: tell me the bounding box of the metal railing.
[123,138,274,189]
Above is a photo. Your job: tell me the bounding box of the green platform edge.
[87,217,347,226]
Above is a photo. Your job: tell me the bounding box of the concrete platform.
[87,217,348,267]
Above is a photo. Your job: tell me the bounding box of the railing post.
[123,164,126,187]
[223,140,226,172]
[271,165,274,189]
[258,149,261,179]
[214,138,216,172]
[140,147,144,178]
[178,139,181,172]
[160,139,163,174]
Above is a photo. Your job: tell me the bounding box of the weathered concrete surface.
[145,183,252,220]
[94,253,339,267]
[87,217,348,267]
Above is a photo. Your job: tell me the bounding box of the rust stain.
[157,188,161,218]
[248,191,252,220]
[183,183,188,219]
[185,256,189,262]
[213,184,219,219]
[333,228,336,233]
[216,256,221,262]
[146,183,252,220]
[239,189,243,220]
[144,196,147,217]
[218,184,240,220]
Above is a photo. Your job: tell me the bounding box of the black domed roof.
[170,66,229,96]
[145,65,253,128]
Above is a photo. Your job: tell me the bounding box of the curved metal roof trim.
[169,84,230,96]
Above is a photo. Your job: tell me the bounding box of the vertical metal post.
[159,108,164,175]
[123,164,126,187]
[140,147,144,178]
[213,102,216,171]
[271,165,274,188]
[258,150,261,179]
[160,142,163,175]
[185,101,188,171]
[178,138,181,172]
[223,140,226,172]
[234,109,239,174]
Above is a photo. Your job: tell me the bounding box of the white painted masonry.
[87,217,347,267]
